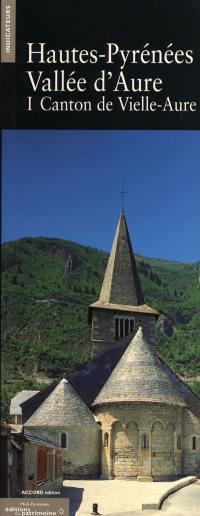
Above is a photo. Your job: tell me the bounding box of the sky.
[2,130,200,263]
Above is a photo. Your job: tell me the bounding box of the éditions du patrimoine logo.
[0,499,69,516]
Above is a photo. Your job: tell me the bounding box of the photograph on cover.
[1,130,200,507]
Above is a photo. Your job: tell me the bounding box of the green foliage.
[1,237,200,420]
[1,379,48,422]
[188,382,200,397]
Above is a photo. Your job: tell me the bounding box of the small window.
[192,436,196,450]
[177,435,182,450]
[61,432,68,449]
[104,432,109,447]
[130,319,134,333]
[141,434,149,449]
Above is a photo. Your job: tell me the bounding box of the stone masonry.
[95,402,184,480]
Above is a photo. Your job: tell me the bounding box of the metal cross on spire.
[120,189,126,211]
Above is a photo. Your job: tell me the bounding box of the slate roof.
[21,380,60,423]
[24,428,61,448]
[89,301,159,317]
[92,327,200,417]
[21,332,200,422]
[94,211,144,307]
[24,378,97,427]
[70,337,130,406]
[10,390,39,415]
[21,340,130,422]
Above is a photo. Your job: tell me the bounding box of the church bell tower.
[88,211,159,357]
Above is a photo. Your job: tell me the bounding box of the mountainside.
[1,237,200,419]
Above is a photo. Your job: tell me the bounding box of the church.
[10,211,200,484]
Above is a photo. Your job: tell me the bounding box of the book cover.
[1,1,200,514]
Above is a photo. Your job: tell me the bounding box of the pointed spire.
[99,211,144,306]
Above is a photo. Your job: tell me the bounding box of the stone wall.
[61,427,101,479]
[91,309,156,356]
[95,402,184,480]
[25,426,101,479]
[112,420,138,478]
[151,421,174,478]
[183,408,200,475]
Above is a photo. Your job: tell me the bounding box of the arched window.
[192,436,196,450]
[104,432,109,447]
[177,435,182,450]
[141,434,149,449]
[61,432,68,449]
